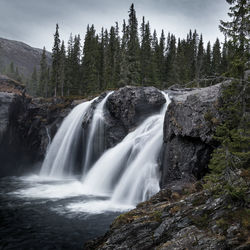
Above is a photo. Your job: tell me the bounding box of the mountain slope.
[0,37,51,78]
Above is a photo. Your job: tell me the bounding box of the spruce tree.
[204,42,212,76]
[51,24,61,97]
[59,41,66,96]
[165,34,178,86]
[65,33,74,95]
[39,47,48,97]
[127,4,140,85]
[140,21,154,86]
[119,20,129,87]
[211,38,221,75]
[219,0,250,77]
[196,34,204,81]
[82,25,99,94]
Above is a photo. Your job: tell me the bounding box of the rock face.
[0,77,72,176]
[160,82,230,187]
[83,86,166,149]
[105,86,166,147]
[85,184,250,250]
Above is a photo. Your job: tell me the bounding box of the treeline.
[28,4,240,97]
[1,62,22,82]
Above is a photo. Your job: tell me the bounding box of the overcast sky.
[0,0,229,51]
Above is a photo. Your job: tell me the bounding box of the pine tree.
[51,24,61,96]
[119,20,129,87]
[38,47,48,97]
[211,38,221,75]
[127,4,140,85]
[82,25,99,94]
[204,42,212,76]
[165,34,178,86]
[59,41,66,96]
[65,33,74,95]
[72,35,81,94]
[219,0,250,77]
[157,30,166,87]
[140,20,154,86]
[196,34,205,81]
[220,38,229,74]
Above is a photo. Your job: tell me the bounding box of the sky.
[0,0,229,51]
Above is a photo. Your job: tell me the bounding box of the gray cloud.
[0,0,229,51]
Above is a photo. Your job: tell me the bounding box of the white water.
[40,101,92,177]
[82,92,113,175]
[81,93,171,205]
[25,91,171,213]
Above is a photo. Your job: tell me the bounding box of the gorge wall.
[0,75,227,186]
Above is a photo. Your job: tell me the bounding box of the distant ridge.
[0,37,51,78]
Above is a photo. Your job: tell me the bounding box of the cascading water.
[82,92,113,175]
[39,101,92,177]
[81,93,171,205]
[38,90,170,209]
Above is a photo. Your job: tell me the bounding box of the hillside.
[0,37,51,78]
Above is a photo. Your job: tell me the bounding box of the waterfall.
[39,90,170,207]
[45,127,51,151]
[40,101,92,177]
[82,92,113,175]
[81,93,171,205]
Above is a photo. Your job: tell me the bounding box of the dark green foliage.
[38,47,49,97]
[30,4,235,97]
[211,38,221,75]
[51,23,61,96]
[205,80,250,202]
[219,0,250,77]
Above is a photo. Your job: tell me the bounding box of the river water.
[0,176,131,250]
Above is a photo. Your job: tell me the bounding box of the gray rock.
[160,81,231,187]
[0,92,15,135]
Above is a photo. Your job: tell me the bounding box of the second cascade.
[40,90,171,206]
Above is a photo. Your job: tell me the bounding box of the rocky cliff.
[160,82,230,188]
[0,75,72,176]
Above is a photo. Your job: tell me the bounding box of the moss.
[153,211,162,222]
[113,213,132,227]
[191,195,207,207]
[169,205,181,214]
[216,218,230,232]
[190,213,209,229]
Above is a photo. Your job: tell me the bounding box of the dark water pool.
[0,176,129,250]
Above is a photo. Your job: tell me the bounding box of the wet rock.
[0,78,73,176]
[105,86,166,147]
[161,81,231,187]
[85,187,249,250]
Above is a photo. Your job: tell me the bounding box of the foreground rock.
[160,82,231,187]
[85,183,250,250]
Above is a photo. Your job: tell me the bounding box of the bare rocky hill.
[0,37,51,78]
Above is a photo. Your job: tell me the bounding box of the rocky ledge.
[0,76,73,176]
[160,81,231,187]
[85,183,250,250]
